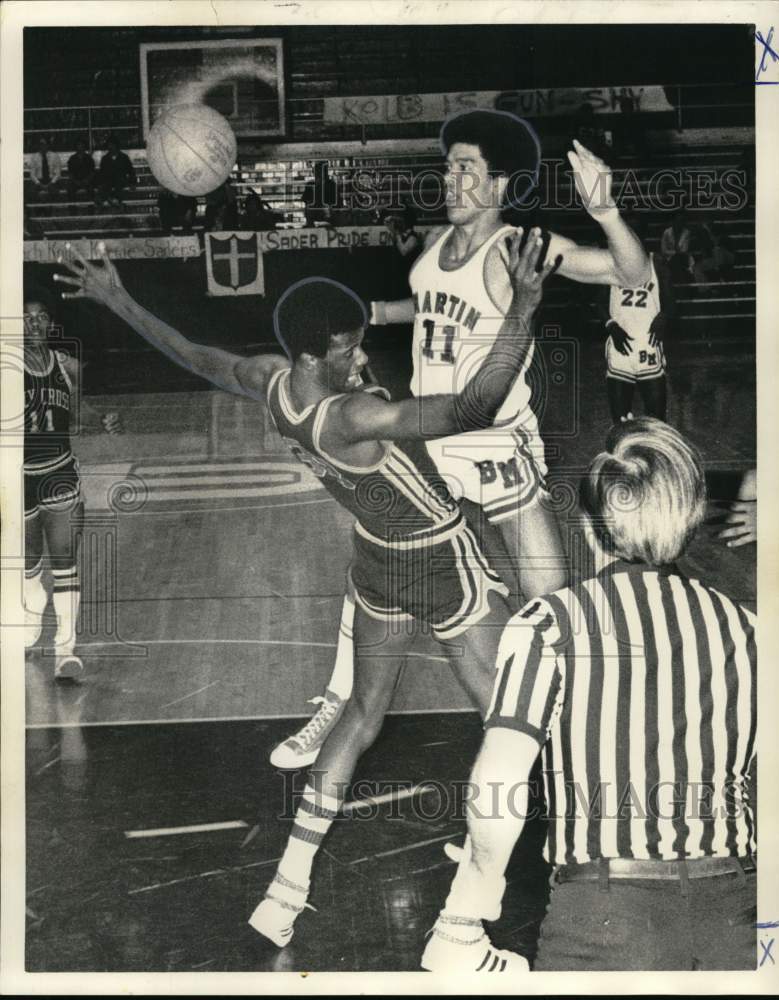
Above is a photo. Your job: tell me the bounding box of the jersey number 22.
[620,289,648,308]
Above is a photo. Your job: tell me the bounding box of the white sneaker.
[270,691,345,769]
[248,874,312,948]
[421,921,529,973]
[248,897,298,948]
[54,653,84,681]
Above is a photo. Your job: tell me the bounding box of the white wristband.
[370,301,387,326]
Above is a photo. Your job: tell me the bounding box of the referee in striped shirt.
[422,417,756,972]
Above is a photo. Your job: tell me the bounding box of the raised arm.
[54,243,288,400]
[551,139,650,287]
[336,228,559,442]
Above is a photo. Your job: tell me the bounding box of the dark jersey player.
[23,290,119,679]
[56,233,557,972]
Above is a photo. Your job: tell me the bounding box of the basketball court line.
[73,638,339,649]
[125,820,249,839]
[25,706,475,730]
[78,593,343,605]
[65,639,450,663]
[26,636,455,728]
[127,858,279,896]
[135,496,336,513]
[134,461,304,475]
[125,826,463,897]
[159,681,220,710]
[126,790,438,838]
[347,832,458,866]
[341,783,436,814]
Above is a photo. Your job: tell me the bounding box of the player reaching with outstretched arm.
[56,232,557,969]
[272,110,651,771]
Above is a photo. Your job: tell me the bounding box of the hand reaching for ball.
[567,139,616,218]
[54,242,126,307]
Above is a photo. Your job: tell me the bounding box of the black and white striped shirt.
[486,559,757,864]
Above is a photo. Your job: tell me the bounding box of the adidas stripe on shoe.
[421,918,529,972]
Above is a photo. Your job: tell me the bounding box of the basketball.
[146,103,237,197]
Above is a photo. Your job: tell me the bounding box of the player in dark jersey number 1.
[55,234,557,970]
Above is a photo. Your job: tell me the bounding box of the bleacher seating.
[24,140,756,348]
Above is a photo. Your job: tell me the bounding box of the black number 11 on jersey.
[421,319,457,364]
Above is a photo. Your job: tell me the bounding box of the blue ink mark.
[756,920,779,928]
[755,27,779,83]
[759,937,775,967]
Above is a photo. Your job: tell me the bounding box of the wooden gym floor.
[24,331,756,971]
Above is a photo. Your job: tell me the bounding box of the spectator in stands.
[96,136,136,208]
[27,137,62,202]
[660,210,691,281]
[23,216,45,240]
[688,218,717,284]
[66,139,96,202]
[241,193,280,231]
[685,219,736,287]
[614,90,648,159]
[204,179,239,231]
[383,204,420,260]
[303,161,338,226]
[740,146,755,197]
[574,102,609,161]
[157,191,197,234]
[712,225,737,283]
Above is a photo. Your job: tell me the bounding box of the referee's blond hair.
[580,417,706,566]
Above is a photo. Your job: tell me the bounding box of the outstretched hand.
[567,139,616,218]
[718,501,757,548]
[505,226,562,317]
[53,242,126,307]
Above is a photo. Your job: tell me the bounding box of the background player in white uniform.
[601,250,673,422]
[272,109,651,769]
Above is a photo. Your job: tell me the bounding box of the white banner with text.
[323,86,674,125]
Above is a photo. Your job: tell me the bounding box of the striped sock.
[275,786,341,888]
[433,912,486,946]
[52,565,79,654]
[443,838,506,922]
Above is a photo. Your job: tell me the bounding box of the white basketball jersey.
[409,225,538,431]
[608,255,662,343]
